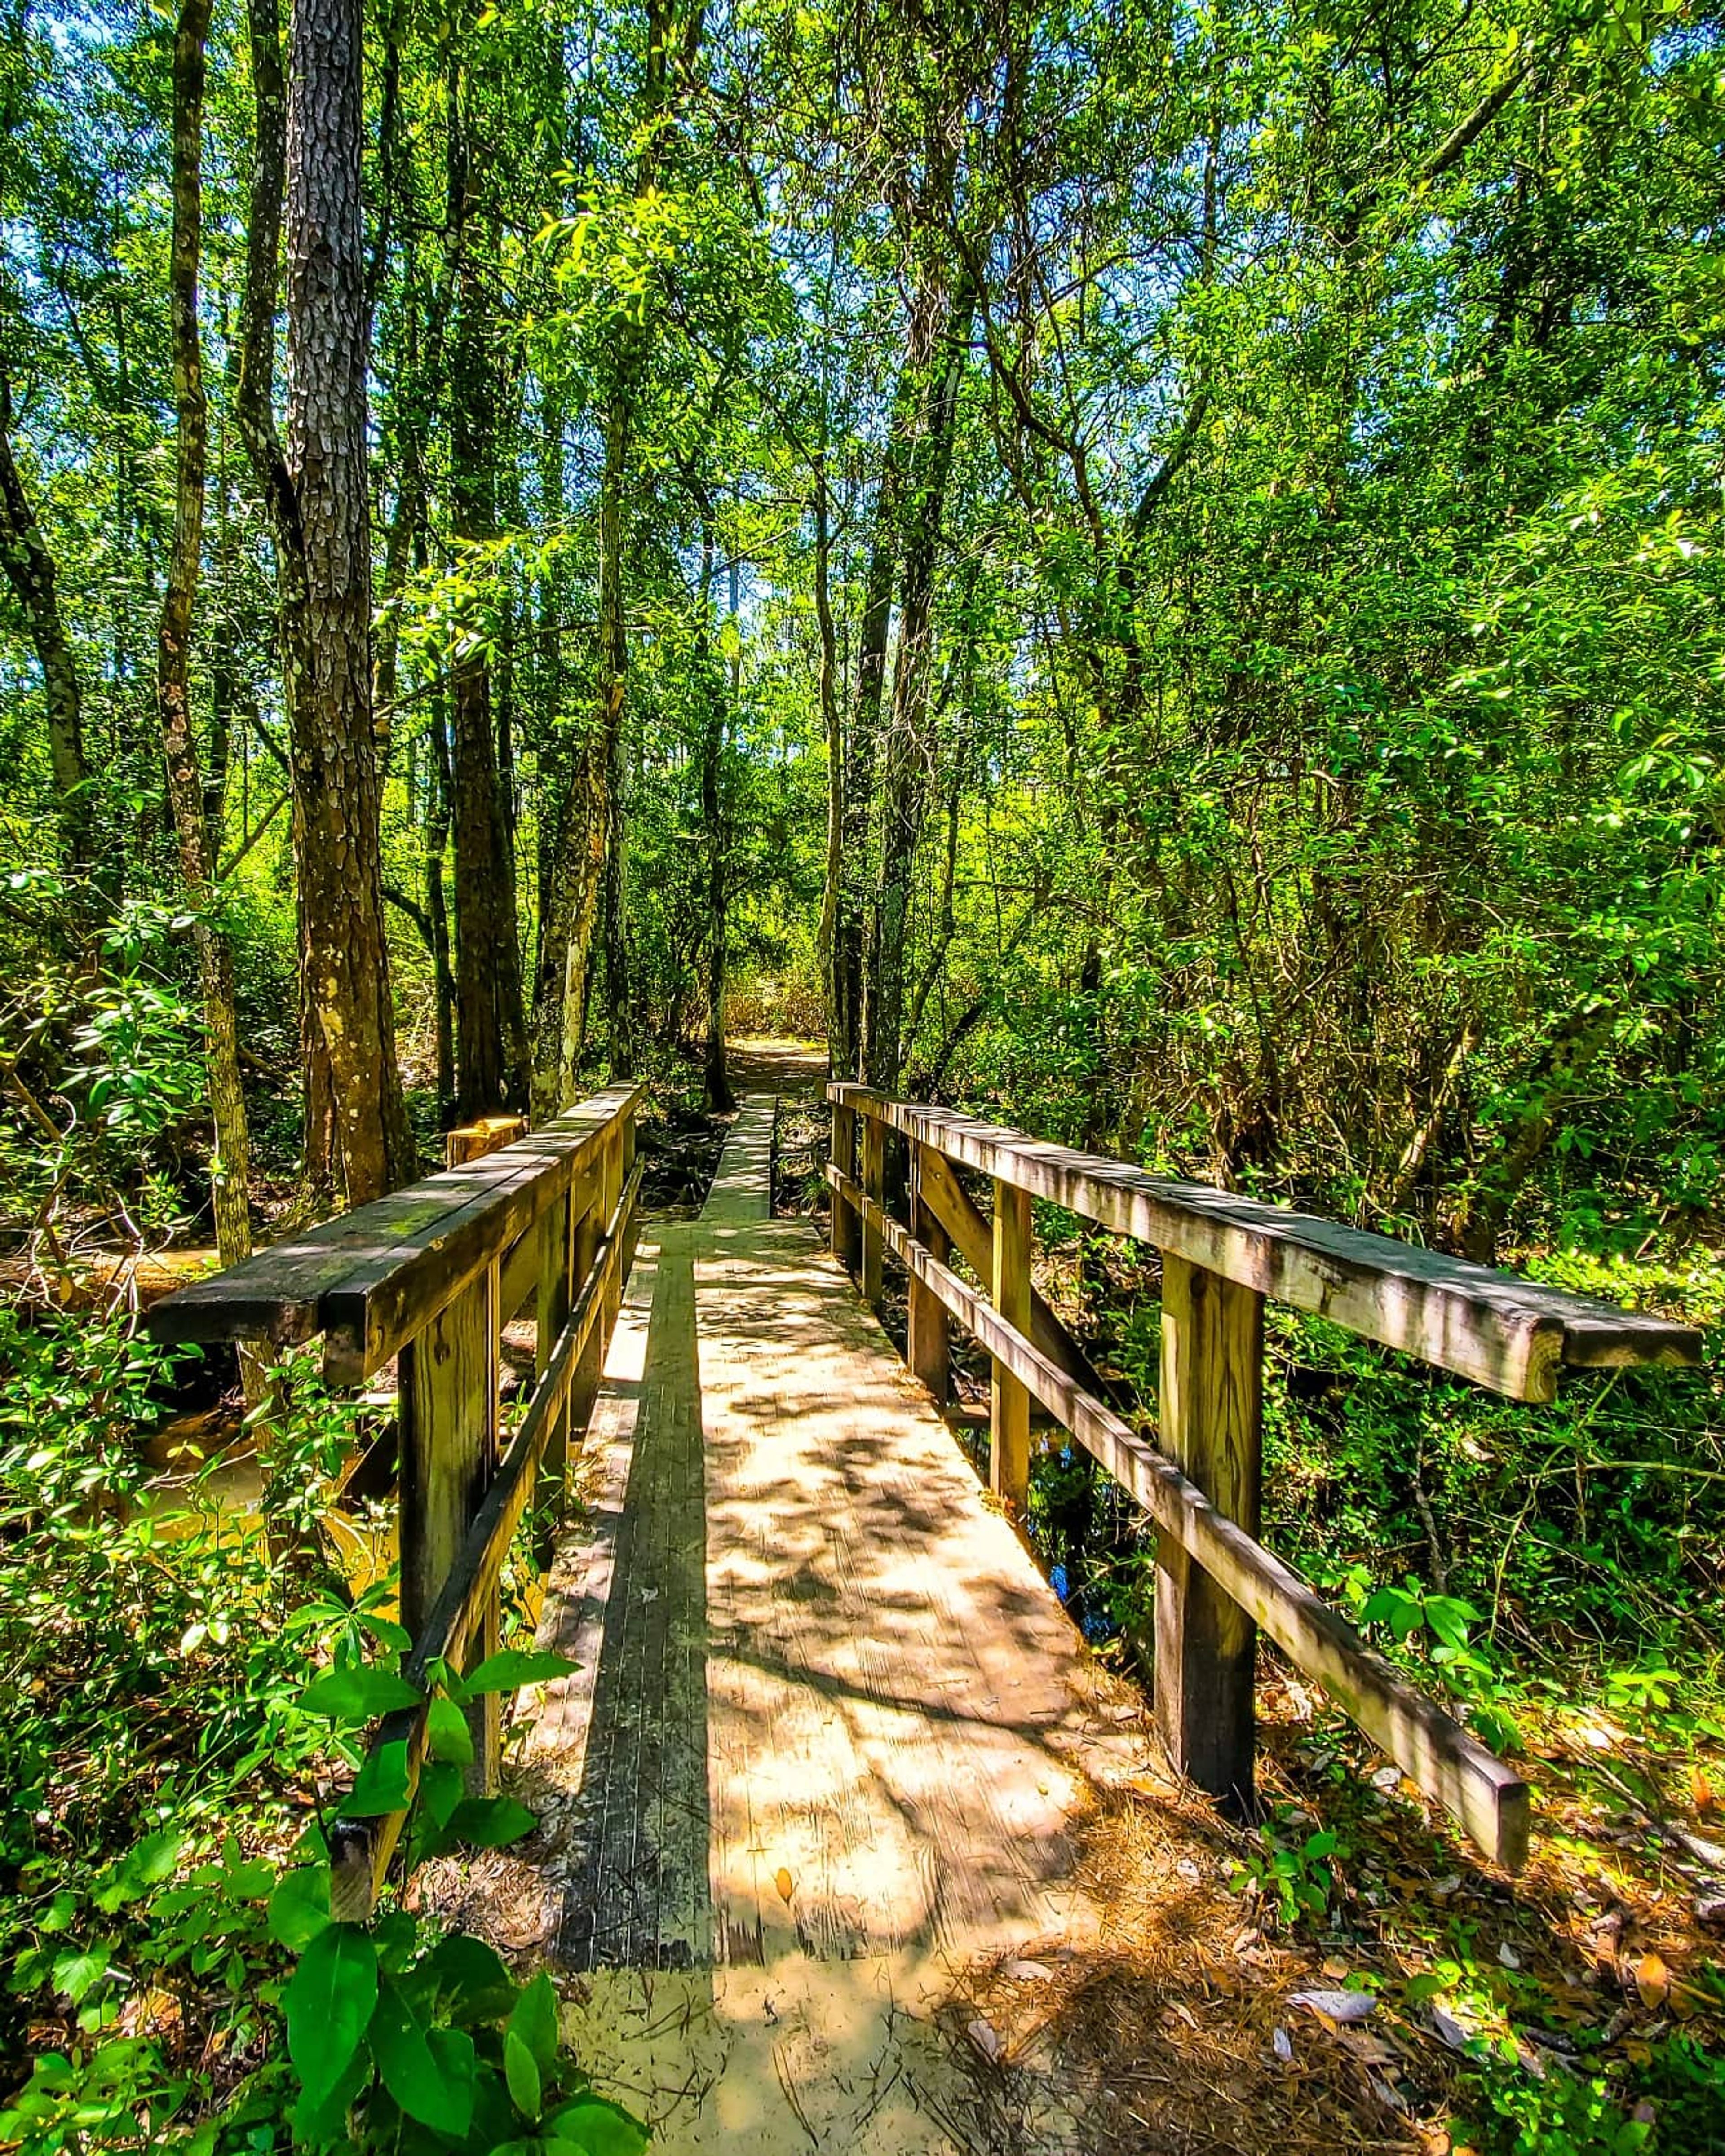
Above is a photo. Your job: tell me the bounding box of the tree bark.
[447,43,529,1116]
[865,277,971,1090]
[156,0,261,1397]
[282,0,415,1201]
[0,383,92,876]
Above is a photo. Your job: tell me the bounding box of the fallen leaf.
[1634,1952,1669,2010]
[1695,1891,1725,1929]
[967,2016,1003,2063]
[1322,1955,1350,1980]
[1272,2025,1293,2062]
[1690,1767,1716,1816]
[1498,1943,1522,1970]
[1006,1959,1052,1982]
[1430,2007,1471,2052]
[775,1867,794,1904]
[1289,1988,1377,2025]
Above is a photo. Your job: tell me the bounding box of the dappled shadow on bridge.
[533,1233,714,1970]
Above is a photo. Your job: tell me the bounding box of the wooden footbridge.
[151,1076,1699,2147]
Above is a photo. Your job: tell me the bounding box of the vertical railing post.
[568,1171,603,1436]
[990,1178,1031,1515]
[535,1181,575,1557]
[399,1258,501,1794]
[830,1096,858,1272]
[1154,1251,1264,1816]
[600,1112,624,1341]
[860,1110,885,1310]
[907,1140,949,1404]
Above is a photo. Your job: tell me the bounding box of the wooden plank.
[830,1099,859,1272]
[917,1145,1119,1401]
[399,1260,499,1792]
[498,1218,543,1328]
[906,1143,949,1404]
[831,1088,1700,1400]
[828,1164,1530,1869]
[1155,1253,1264,1816]
[328,1163,642,1918]
[991,1178,1032,1515]
[535,1183,575,1560]
[148,1085,639,1364]
[320,1089,638,1382]
[446,1114,528,1167]
[860,1112,885,1310]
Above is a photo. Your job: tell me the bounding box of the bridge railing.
[149,1083,643,1916]
[827,1084,1701,1870]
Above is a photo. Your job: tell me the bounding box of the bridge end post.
[990,1180,1032,1516]
[1154,1251,1264,1818]
[400,1258,503,1795]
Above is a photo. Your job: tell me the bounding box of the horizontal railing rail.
[827,1084,1702,1870]
[149,1084,643,1917]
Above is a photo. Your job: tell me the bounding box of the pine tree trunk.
[447,55,528,1117]
[282,0,415,1202]
[156,0,264,1396]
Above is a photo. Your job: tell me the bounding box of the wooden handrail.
[147,1082,641,1383]
[328,1153,643,1917]
[827,1086,1702,1867]
[829,1086,1700,1401]
[149,1084,644,1911]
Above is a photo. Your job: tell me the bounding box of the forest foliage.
[0,0,1722,2146]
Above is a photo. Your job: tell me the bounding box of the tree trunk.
[447,49,528,1117]
[283,0,415,1202]
[0,384,92,877]
[156,0,263,1399]
[863,280,970,1090]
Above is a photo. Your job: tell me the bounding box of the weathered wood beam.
[830,1088,1699,1400]
[906,1142,949,1403]
[828,1164,1530,1869]
[146,1084,639,1374]
[915,1144,1120,1403]
[991,1177,1031,1515]
[328,1159,641,1919]
[860,1111,885,1310]
[830,1098,859,1273]
[1155,1252,1263,1816]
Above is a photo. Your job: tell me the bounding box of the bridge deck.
[498,1094,1135,2150]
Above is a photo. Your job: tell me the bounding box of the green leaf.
[91,1830,181,1912]
[418,1932,517,2025]
[1424,1595,1482,1652]
[447,1795,537,1848]
[290,2030,372,2145]
[504,2028,543,2120]
[427,1691,475,1767]
[508,1970,560,2077]
[544,2095,651,2155]
[300,1665,423,1722]
[284,1922,378,2113]
[268,1865,332,1951]
[419,1759,465,1829]
[372,1978,475,2136]
[462,1648,578,1697]
[345,1740,414,1818]
[51,1948,109,2005]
